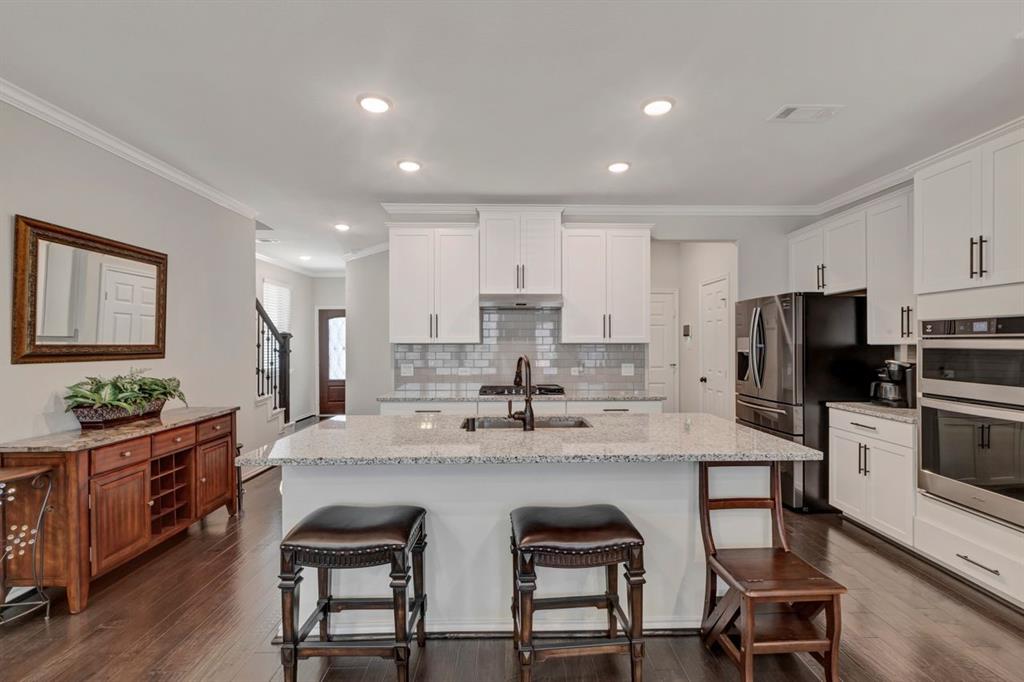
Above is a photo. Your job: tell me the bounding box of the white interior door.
[699,275,731,419]
[648,290,679,412]
[98,266,157,343]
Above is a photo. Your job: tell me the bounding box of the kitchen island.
[238,412,821,634]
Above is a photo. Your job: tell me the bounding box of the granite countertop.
[236,412,822,466]
[826,402,918,424]
[0,407,239,453]
[378,390,667,403]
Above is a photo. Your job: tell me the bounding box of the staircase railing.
[256,299,292,423]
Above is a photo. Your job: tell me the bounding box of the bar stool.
[510,504,645,682]
[278,505,427,682]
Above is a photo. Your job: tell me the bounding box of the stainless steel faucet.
[511,355,535,431]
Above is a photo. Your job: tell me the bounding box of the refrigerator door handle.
[753,306,766,389]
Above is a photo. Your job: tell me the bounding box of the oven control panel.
[921,315,1024,337]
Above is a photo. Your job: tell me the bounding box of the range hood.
[479,293,563,309]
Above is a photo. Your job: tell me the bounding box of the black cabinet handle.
[820,264,826,289]
[849,421,877,431]
[900,307,906,338]
[970,237,977,278]
[857,443,864,475]
[863,445,870,475]
[978,235,988,276]
[608,314,612,338]
[522,264,525,290]
[906,307,913,338]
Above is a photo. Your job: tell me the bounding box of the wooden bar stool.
[278,505,427,682]
[510,504,645,682]
[698,462,846,681]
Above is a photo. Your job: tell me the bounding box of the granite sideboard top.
[236,412,822,467]
[0,407,239,453]
[826,402,918,424]
[378,389,667,403]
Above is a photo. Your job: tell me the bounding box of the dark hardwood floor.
[3,468,1024,681]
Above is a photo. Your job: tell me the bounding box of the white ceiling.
[1,1,1022,274]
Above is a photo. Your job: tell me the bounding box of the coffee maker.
[870,360,916,408]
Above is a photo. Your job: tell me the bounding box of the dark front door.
[318,309,346,415]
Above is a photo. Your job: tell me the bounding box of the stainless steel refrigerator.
[735,293,890,511]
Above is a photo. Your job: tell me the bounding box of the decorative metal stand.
[0,466,53,625]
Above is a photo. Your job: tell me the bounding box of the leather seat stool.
[510,504,645,682]
[278,505,427,682]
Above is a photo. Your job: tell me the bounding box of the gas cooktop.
[479,384,565,396]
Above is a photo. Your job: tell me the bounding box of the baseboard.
[241,465,273,482]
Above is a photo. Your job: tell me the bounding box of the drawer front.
[152,425,197,456]
[829,408,914,447]
[378,402,477,416]
[197,416,232,443]
[477,400,567,417]
[566,400,663,414]
[91,437,152,476]
[916,492,1024,551]
[914,516,1023,600]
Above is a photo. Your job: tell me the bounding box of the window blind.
[262,279,292,332]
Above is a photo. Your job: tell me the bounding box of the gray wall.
[0,102,263,447]
[345,252,391,414]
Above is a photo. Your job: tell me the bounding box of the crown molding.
[343,242,389,263]
[906,115,1024,173]
[814,167,914,215]
[562,222,655,230]
[0,77,258,220]
[384,221,477,229]
[381,203,479,216]
[382,202,818,217]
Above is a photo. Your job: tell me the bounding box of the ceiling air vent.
[768,105,844,123]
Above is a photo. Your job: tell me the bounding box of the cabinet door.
[389,228,435,343]
[866,194,915,344]
[434,228,480,343]
[864,438,914,545]
[980,127,1024,286]
[90,463,150,576]
[479,212,520,294]
[196,438,233,516]
[520,212,562,294]
[561,230,607,342]
[914,148,983,293]
[606,231,650,342]
[823,211,867,294]
[828,430,867,520]
[789,230,823,292]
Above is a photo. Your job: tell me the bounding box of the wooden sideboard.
[0,407,239,613]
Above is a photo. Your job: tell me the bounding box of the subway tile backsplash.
[393,309,646,391]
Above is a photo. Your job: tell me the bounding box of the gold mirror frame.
[11,215,168,364]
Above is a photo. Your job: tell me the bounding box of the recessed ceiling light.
[299,255,312,261]
[334,223,351,232]
[398,160,422,173]
[358,95,391,113]
[608,162,631,174]
[643,98,674,116]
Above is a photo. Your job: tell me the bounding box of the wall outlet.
[400,363,414,377]
[621,363,635,377]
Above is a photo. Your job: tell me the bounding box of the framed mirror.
[12,215,167,363]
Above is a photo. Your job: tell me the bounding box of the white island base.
[282,462,775,634]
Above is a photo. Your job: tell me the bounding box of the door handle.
[956,553,1000,576]
[862,445,870,475]
[978,235,987,276]
[820,264,826,289]
[970,237,977,278]
[736,399,786,414]
[849,421,877,431]
[699,377,708,383]
[857,443,864,475]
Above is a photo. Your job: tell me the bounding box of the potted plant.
[64,369,187,428]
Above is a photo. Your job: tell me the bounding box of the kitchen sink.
[461,416,592,431]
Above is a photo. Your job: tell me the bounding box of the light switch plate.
[400,363,414,377]
[621,363,635,377]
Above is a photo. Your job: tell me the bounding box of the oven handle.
[920,396,1024,422]
[920,338,1024,349]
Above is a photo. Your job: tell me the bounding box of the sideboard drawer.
[92,437,151,476]
[152,426,196,456]
[197,416,232,443]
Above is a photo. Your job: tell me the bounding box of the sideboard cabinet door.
[196,438,233,516]
[90,463,150,576]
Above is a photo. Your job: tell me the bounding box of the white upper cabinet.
[562,227,650,343]
[389,225,479,344]
[914,147,982,293]
[914,124,1023,294]
[981,126,1024,286]
[479,209,562,294]
[866,193,915,344]
[789,229,824,292]
[822,211,867,294]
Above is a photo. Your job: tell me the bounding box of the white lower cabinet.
[379,402,477,416]
[914,493,1024,605]
[828,410,915,546]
